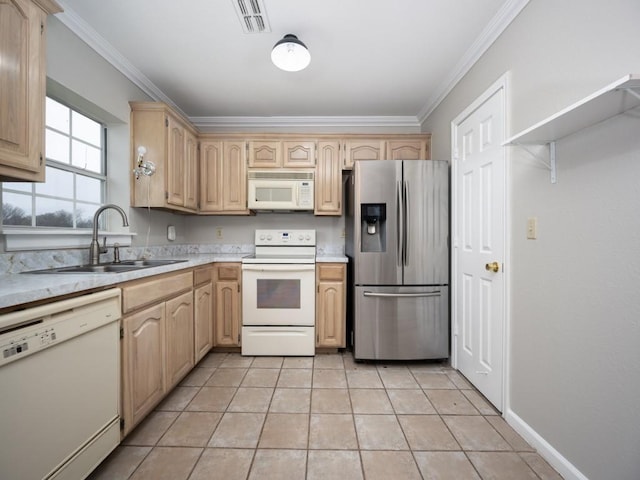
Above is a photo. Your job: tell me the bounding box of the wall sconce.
[271,34,311,72]
[133,146,156,179]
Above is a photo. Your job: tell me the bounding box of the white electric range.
[241,229,316,356]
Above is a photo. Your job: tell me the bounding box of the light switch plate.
[216,227,223,240]
[167,225,176,241]
[527,217,537,239]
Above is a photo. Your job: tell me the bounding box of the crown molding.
[55,0,527,129]
[54,0,189,119]
[190,115,421,130]
[417,0,530,124]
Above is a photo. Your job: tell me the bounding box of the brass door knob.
[485,261,500,273]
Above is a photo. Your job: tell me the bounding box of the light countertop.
[0,253,348,310]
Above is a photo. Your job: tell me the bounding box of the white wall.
[422,1,640,478]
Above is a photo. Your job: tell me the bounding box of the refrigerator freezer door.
[403,160,449,285]
[354,285,449,360]
[354,160,402,285]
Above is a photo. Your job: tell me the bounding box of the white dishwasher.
[0,288,121,480]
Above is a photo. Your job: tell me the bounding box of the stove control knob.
[305,234,311,241]
[266,234,272,241]
[259,234,265,241]
[298,234,304,241]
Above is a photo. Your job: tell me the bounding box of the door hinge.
[40,22,44,35]
[237,284,240,292]
[39,153,43,165]
[165,191,169,200]
[119,327,124,339]
[165,117,169,127]
[120,418,125,430]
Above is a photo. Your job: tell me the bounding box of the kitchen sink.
[25,259,188,274]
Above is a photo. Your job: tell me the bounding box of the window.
[2,97,106,229]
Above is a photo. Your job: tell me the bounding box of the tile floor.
[90,352,563,480]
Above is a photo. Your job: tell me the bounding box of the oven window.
[257,279,301,308]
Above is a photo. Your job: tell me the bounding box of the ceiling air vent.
[233,0,271,33]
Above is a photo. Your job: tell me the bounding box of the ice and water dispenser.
[361,204,386,252]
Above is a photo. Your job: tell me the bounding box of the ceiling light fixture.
[271,34,310,72]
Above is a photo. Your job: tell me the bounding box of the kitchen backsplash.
[0,242,344,274]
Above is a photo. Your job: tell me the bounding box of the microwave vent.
[248,171,314,180]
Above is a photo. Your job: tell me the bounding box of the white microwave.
[247,170,314,211]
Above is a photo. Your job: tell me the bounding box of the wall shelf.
[503,74,640,183]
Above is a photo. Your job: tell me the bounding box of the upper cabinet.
[386,138,430,161]
[315,142,342,215]
[343,139,386,170]
[130,102,199,213]
[199,140,249,214]
[0,0,62,182]
[248,139,316,168]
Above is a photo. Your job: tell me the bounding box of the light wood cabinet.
[121,303,165,436]
[129,102,199,213]
[386,138,430,160]
[283,140,316,167]
[248,140,281,168]
[199,140,249,214]
[194,266,214,363]
[165,290,194,389]
[249,139,316,168]
[120,270,194,436]
[213,263,242,347]
[342,139,386,170]
[316,263,346,348]
[315,141,342,215]
[0,0,62,182]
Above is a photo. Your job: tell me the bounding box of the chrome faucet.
[90,204,129,265]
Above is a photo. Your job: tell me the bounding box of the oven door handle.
[242,264,316,272]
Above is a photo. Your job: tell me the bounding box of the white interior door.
[452,76,507,411]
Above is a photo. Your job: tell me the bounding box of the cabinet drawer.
[122,271,193,313]
[317,264,345,282]
[216,264,241,281]
[194,266,213,285]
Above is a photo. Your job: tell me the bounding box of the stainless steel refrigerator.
[345,159,449,360]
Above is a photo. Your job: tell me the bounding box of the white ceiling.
[55,0,527,128]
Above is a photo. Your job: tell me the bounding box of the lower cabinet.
[213,263,242,347]
[121,303,165,435]
[165,291,194,388]
[194,266,214,363]
[120,271,193,436]
[316,263,346,348]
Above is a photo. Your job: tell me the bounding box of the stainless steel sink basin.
[25,259,188,274]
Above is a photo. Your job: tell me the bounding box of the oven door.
[242,263,316,326]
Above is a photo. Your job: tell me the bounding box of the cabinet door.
[249,140,281,168]
[167,115,186,206]
[316,264,346,348]
[199,140,223,212]
[343,139,386,170]
[315,141,342,215]
[0,0,50,181]
[184,130,198,210]
[165,291,195,389]
[283,141,316,167]
[194,281,213,363]
[214,264,241,347]
[223,141,248,212]
[122,303,166,435]
[386,139,429,160]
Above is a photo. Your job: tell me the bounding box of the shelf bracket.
[512,142,557,184]
[622,87,640,102]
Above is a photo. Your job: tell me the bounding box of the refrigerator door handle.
[363,291,441,298]
[397,180,402,267]
[403,179,409,266]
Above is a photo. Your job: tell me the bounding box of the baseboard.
[504,409,589,480]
